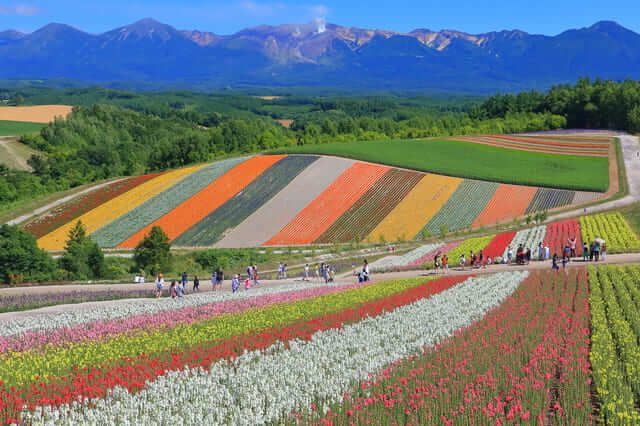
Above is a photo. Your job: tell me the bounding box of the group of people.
[154,272,202,299]
[459,250,491,270]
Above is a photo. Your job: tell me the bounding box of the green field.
[271,139,609,192]
[0,120,44,136]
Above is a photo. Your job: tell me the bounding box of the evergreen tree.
[59,221,105,280]
[133,226,172,276]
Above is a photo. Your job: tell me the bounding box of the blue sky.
[0,0,638,35]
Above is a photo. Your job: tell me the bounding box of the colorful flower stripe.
[368,173,462,242]
[0,276,440,388]
[589,265,640,424]
[322,268,592,426]
[215,156,353,247]
[118,155,285,248]
[409,240,462,267]
[0,282,364,355]
[422,179,499,236]
[8,276,467,422]
[315,168,423,243]
[525,188,576,214]
[0,281,341,339]
[503,225,547,258]
[472,184,537,228]
[37,164,207,250]
[454,135,609,156]
[174,156,319,246]
[482,231,516,259]
[23,272,525,425]
[446,234,495,266]
[543,219,582,257]
[91,157,249,248]
[580,212,640,253]
[23,174,162,238]
[264,162,389,245]
[370,242,444,272]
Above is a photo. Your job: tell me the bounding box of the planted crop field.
[0,105,72,123]
[264,162,389,246]
[315,169,423,243]
[422,179,499,236]
[271,138,610,192]
[543,219,582,257]
[173,156,319,246]
[473,184,537,227]
[525,188,576,214]
[368,173,462,243]
[91,157,248,248]
[369,242,444,272]
[580,212,640,253]
[454,134,611,156]
[0,120,43,136]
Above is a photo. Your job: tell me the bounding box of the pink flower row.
[0,284,362,354]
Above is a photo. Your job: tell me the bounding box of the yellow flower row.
[37,164,207,250]
[580,213,640,254]
[368,174,462,242]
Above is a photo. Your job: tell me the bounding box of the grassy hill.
[271,139,610,192]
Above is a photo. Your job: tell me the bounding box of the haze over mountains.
[1,18,639,92]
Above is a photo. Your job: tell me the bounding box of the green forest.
[0,78,638,213]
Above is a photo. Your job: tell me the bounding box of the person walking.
[181,272,188,294]
[582,242,589,262]
[507,246,513,264]
[211,271,217,291]
[569,237,577,258]
[363,260,370,282]
[252,265,259,286]
[231,274,240,293]
[155,274,165,298]
[459,253,466,270]
[169,280,177,299]
[552,254,560,272]
[562,255,569,270]
[442,255,449,273]
[601,243,607,261]
[193,275,200,292]
[303,264,310,281]
[277,262,284,279]
[593,241,601,262]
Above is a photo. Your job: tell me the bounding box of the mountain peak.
[589,20,625,31]
[104,18,180,42]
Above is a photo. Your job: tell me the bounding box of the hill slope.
[23,147,605,250]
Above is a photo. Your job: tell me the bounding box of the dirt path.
[0,137,31,171]
[1,252,638,322]
[548,134,640,221]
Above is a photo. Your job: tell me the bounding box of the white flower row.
[502,225,546,258]
[0,281,337,338]
[25,271,528,425]
[370,242,443,271]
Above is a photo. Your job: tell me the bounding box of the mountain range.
[1,18,639,92]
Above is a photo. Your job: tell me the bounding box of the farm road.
[1,252,639,323]
[550,134,640,221]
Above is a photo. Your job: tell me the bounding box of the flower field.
[367,173,462,243]
[422,180,499,236]
[580,212,640,253]
[369,242,444,272]
[544,219,582,256]
[317,268,593,425]
[13,272,534,425]
[454,133,611,156]
[444,234,495,266]
[315,169,423,243]
[589,265,640,424]
[525,188,576,213]
[91,157,248,248]
[20,152,617,249]
[503,225,547,258]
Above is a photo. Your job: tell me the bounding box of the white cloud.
[308,4,328,19]
[0,4,40,16]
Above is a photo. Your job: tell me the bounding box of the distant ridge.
[0,18,639,92]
